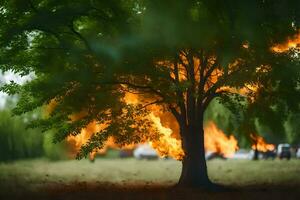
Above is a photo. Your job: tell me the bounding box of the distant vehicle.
[277,144,291,160]
[230,149,250,160]
[247,149,276,160]
[262,150,276,160]
[133,144,159,160]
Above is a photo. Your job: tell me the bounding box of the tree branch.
[173,56,187,123]
[169,105,186,129]
[101,80,165,100]
[185,49,196,125]
[138,100,164,110]
[69,19,92,52]
[202,91,225,110]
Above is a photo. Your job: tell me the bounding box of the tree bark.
[177,123,212,188]
[253,146,259,160]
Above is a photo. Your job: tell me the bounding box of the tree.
[0,0,299,189]
[284,113,300,145]
[0,108,44,161]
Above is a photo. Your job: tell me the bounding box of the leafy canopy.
[0,0,299,157]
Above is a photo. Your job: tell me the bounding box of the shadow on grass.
[1,181,300,200]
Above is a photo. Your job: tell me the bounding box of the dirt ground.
[1,158,300,200]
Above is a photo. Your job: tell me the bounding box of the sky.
[0,70,33,108]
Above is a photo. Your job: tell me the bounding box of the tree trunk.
[253,145,259,160]
[177,124,212,188]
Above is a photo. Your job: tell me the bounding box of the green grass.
[1,158,300,187]
[1,158,300,199]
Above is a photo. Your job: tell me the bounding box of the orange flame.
[149,113,184,160]
[66,121,106,160]
[204,122,239,157]
[61,91,239,160]
[49,71,240,160]
[250,134,275,152]
[67,132,135,160]
[66,112,239,160]
[272,32,300,53]
[150,118,239,159]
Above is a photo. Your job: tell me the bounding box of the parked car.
[133,144,159,160]
[230,149,251,160]
[262,150,276,160]
[277,144,291,160]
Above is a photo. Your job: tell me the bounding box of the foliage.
[204,99,249,147]
[0,109,44,161]
[43,130,69,160]
[284,113,300,145]
[0,0,299,162]
[206,100,300,146]
[0,106,71,161]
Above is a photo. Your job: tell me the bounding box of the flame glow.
[250,134,275,152]
[149,113,184,160]
[272,32,300,53]
[204,122,239,157]
[150,119,239,159]
[66,113,239,160]
[66,121,105,160]
[67,132,136,160]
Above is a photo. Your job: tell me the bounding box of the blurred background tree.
[0,107,43,161]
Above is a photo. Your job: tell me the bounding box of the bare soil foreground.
[0,159,300,200]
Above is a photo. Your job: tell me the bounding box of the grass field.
[1,158,300,199]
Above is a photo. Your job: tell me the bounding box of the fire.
[272,32,300,53]
[204,122,239,157]
[150,119,238,159]
[67,131,136,160]
[66,111,239,160]
[66,121,106,160]
[61,89,239,160]
[59,73,240,160]
[149,113,184,160]
[250,134,275,152]
[47,32,300,160]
